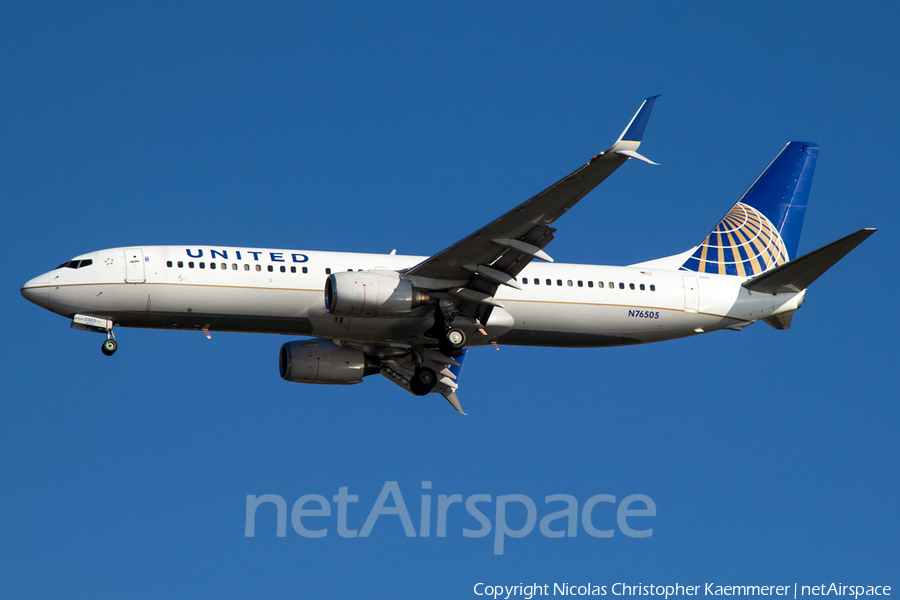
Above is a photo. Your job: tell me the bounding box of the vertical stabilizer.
[680,142,818,277]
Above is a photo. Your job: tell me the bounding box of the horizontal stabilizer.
[742,228,876,294]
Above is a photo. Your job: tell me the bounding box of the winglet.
[616,95,659,145]
[610,96,659,162]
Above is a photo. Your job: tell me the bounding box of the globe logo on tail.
[681,203,789,277]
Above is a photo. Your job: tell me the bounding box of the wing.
[405,96,660,324]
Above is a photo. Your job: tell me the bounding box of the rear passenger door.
[682,275,699,313]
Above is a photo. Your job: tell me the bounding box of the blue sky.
[2,2,898,598]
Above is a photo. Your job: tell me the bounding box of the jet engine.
[324,270,429,318]
[279,339,380,384]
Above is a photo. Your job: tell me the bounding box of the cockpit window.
[56,259,93,269]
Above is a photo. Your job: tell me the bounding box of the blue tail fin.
[681,142,819,277]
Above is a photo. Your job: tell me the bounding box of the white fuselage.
[21,245,805,348]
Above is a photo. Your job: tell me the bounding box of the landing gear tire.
[439,328,466,357]
[409,367,437,396]
[101,339,118,356]
[446,328,465,348]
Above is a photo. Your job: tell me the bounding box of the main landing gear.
[409,366,437,396]
[408,302,469,395]
[426,303,467,357]
[438,327,466,357]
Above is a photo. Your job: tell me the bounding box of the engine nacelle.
[324,270,429,318]
[279,339,380,385]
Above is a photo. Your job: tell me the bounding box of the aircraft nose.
[21,273,51,309]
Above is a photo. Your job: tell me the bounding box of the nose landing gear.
[100,327,117,356]
[101,338,118,356]
[71,315,119,356]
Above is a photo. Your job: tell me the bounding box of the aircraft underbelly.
[499,299,729,348]
[308,314,427,342]
[52,283,320,334]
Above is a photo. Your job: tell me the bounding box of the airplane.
[20,97,875,414]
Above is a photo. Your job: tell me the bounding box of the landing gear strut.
[101,330,117,356]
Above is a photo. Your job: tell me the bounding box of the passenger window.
[291,266,296,273]
[556,279,562,286]
[326,268,332,274]
[588,281,594,288]
[640,284,645,291]
[598,281,603,288]
[232,264,238,270]
[522,278,528,284]
[534,278,539,285]
[267,265,274,272]
[629,283,635,290]
[244,264,249,271]
[302,267,308,274]
[166,261,173,268]
[546,279,551,285]
[221,263,227,270]
[189,262,194,268]
[609,282,614,289]
[650,284,656,291]
[210,263,216,269]
[280,266,286,273]
[200,262,206,269]
[567,280,573,287]
[177,261,183,268]
[619,282,624,289]
[255,265,261,272]
[577,280,583,287]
